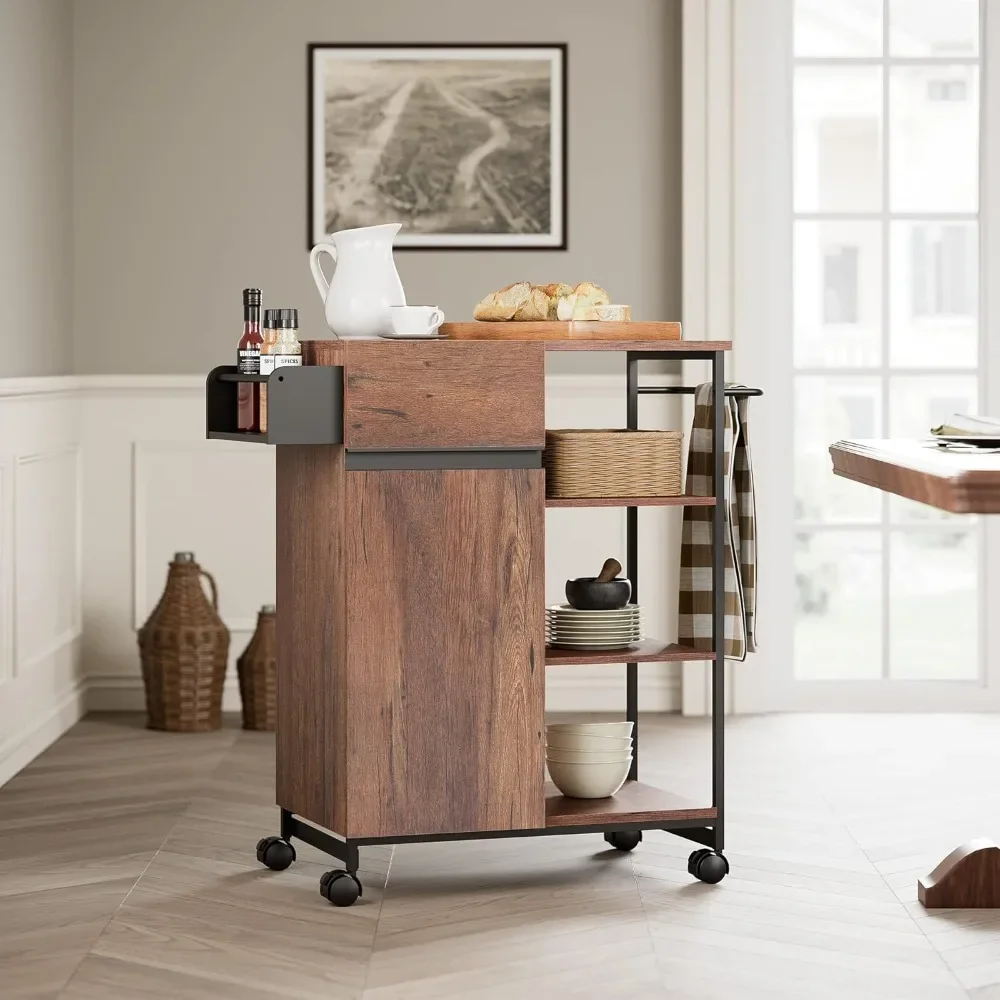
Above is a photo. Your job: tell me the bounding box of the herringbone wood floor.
[2,713,1000,999]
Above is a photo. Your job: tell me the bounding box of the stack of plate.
[546,604,643,650]
[546,721,634,798]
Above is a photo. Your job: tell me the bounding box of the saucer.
[378,332,448,340]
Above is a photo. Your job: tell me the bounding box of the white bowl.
[546,721,634,738]
[547,758,631,799]
[546,749,633,764]
[545,732,633,752]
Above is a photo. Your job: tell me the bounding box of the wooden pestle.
[596,557,622,583]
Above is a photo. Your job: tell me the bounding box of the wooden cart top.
[303,322,731,357]
[830,438,1000,514]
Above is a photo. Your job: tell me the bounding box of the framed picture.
[308,43,567,250]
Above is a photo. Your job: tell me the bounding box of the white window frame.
[681,0,1000,712]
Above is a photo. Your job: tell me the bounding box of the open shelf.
[544,780,716,827]
[544,639,713,666]
[208,431,268,443]
[546,495,714,508]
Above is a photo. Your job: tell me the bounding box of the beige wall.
[72,0,680,375]
[0,0,72,377]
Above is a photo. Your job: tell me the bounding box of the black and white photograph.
[308,44,566,249]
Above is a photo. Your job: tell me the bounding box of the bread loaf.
[474,281,609,322]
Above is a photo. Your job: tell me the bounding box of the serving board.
[440,321,682,342]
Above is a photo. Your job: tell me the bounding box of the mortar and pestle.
[565,558,632,611]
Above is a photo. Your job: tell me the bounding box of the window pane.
[890,221,978,368]
[795,221,881,367]
[795,530,882,679]
[795,0,883,56]
[889,0,979,57]
[889,528,977,679]
[795,67,883,213]
[889,66,979,212]
[795,376,882,523]
[888,374,977,437]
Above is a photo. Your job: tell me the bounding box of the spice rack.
[205,365,343,445]
[206,330,743,907]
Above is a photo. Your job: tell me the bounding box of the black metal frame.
[276,346,737,873]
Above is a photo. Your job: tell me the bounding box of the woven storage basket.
[544,429,684,498]
[237,605,277,731]
[138,552,230,732]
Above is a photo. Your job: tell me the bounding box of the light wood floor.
[3,713,1000,999]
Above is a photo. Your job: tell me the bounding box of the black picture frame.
[307,42,568,251]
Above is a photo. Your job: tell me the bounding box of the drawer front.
[343,340,544,450]
[344,467,545,839]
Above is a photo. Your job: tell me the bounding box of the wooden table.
[831,437,1000,907]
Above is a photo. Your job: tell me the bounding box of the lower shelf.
[544,781,716,827]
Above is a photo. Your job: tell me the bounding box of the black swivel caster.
[256,836,296,871]
[688,848,729,884]
[604,830,643,852]
[320,869,363,907]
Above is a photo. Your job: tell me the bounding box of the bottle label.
[259,354,276,376]
[237,347,260,375]
[274,354,303,368]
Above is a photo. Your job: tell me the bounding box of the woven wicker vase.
[237,605,276,731]
[138,552,230,732]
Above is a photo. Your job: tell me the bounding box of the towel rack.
[637,386,764,397]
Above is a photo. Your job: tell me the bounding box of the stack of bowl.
[545,721,634,798]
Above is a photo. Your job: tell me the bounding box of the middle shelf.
[544,640,713,666]
[545,495,714,508]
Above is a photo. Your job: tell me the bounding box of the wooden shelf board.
[546,495,714,508]
[544,639,713,666]
[207,431,268,444]
[545,780,716,827]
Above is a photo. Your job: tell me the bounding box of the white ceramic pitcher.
[309,223,406,338]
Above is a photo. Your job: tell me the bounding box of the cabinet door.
[344,468,545,838]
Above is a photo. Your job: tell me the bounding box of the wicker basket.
[237,605,277,731]
[138,552,230,732]
[544,429,684,498]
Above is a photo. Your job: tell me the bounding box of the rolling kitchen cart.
[206,322,755,907]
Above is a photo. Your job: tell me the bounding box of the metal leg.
[711,350,726,851]
[626,353,639,782]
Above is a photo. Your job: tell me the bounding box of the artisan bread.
[474,281,609,321]
[473,281,531,321]
[513,285,551,321]
[556,282,611,321]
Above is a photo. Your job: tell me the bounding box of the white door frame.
[681,0,1000,711]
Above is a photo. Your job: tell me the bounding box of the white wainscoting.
[82,373,686,715]
[0,379,84,787]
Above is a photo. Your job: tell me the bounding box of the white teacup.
[389,305,445,336]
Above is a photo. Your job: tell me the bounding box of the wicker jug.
[237,605,276,731]
[138,552,230,732]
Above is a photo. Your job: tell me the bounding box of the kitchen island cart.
[206,323,741,906]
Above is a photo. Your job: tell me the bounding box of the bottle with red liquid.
[237,288,263,431]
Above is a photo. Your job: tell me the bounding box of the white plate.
[377,332,448,340]
[547,631,644,640]
[548,640,642,650]
[548,604,641,615]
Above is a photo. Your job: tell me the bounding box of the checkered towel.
[678,383,757,660]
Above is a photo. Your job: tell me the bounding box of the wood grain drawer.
[341,340,545,450]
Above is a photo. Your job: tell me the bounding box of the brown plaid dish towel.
[678,383,757,660]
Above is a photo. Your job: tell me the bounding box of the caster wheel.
[688,849,729,884]
[319,869,362,907]
[256,836,295,872]
[604,830,642,852]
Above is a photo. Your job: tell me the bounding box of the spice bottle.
[260,309,302,433]
[237,288,263,432]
